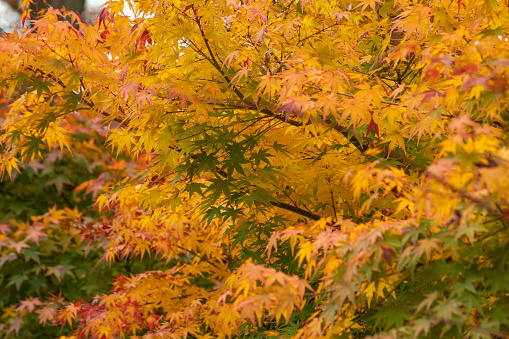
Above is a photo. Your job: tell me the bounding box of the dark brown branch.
[270,201,321,221]
[297,23,340,46]
[209,155,323,220]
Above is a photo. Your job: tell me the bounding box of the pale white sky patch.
[0,0,118,32]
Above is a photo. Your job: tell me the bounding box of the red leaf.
[0,224,11,234]
[278,100,303,120]
[75,12,85,23]
[380,245,396,266]
[98,8,111,29]
[451,63,478,76]
[418,89,445,106]
[146,314,160,332]
[424,67,441,83]
[135,29,153,50]
[100,29,110,40]
[21,13,28,27]
[365,111,380,138]
[461,63,477,73]
[69,27,80,38]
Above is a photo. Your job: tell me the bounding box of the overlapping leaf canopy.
[1,0,509,337]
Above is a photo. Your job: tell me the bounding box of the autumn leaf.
[15,297,43,313]
[45,265,75,282]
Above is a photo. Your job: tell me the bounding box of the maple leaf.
[22,247,42,263]
[6,317,23,336]
[0,252,17,267]
[99,294,118,308]
[380,245,396,266]
[222,50,241,69]
[56,303,80,330]
[356,0,382,12]
[7,273,28,291]
[20,135,46,161]
[365,111,380,138]
[0,224,11,234]
[98,8,112,30]
[117,82,141,104]
[255,73,278,101]
[277,97,312,120]
[44,174,73,194]
[415,238,442,263]
[45,265,75,282]
[23,225,47,245]
[15,297,43,313]
[433,299,465,321]
[27,159,45,175]
[37,305,57,324]
[145,313,160,331]
[418,89,445,107]
[356,83,382,108]
[231,66,250,86]
[8,240,30,253]
[133,25,153,50]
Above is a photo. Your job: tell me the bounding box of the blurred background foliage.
[0,102,161,337]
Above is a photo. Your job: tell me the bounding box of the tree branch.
[270,201,322,220]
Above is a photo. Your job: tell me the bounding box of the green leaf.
[250,148,274,167]
[30,79,52,98]
[206,178,232,201]
[21,248,42,264]
[20,135,47,160]
[44,174,73,194]
[186,182,207,196]
[7,273,29,291]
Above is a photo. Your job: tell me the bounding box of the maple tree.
[0,0,509,337]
